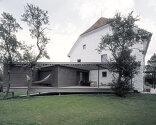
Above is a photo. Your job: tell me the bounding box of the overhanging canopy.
[13,62,109,71]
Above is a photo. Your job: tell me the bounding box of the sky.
[0,0,156,63]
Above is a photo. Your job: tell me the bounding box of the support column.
[152,72,154,88]
[98,65,99,88]
[154,73,156,89]
[131,72,133,89]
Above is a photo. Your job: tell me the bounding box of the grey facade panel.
[3,65,31,87]
[57,66,78,87]
[3,63,90,88]
[39,66,58,87]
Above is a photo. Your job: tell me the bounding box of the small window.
[101,54,107,62]
[83,44,86,50]
[77,59,81,62]
[102,72,107,77]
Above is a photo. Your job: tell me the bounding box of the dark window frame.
[102,71,107,77]
[101,54,107,62]
[77,59,81,62]
[83,44,86,50]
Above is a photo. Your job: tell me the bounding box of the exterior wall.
[3,64,89,88]
[39,66,58,87]
[32,69,39,82]
[69,24,147,92]
[89,69,113,86]
[131,43,145,92]
[57,66,79,87]
[69,25,112,62]
[3,65,31,87]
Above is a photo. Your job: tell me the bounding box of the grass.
[0,93,156,125]
[0,92,27,99]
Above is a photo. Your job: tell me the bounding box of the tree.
[145,53,156,88]
[98,12,152,97]
[147,53,156,68]
[21,3,50,96]
[109,49,141,96]
[21,3,50,62]
[0,12,22,99]
[0,63,3,92]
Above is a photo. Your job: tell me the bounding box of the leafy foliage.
[21,3,50,63]
[145,53,156,86]
[0,66,2,81]
[109,49,140,78]
[0,12,22,63]
[146,53,156,70]
[21,3,51,97]
[98,12,152,97]
[0,12,23,99]
[109,49,140,96]
[98,12,152,55]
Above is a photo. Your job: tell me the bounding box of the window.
[102,72,107,77]
[83,44,86,50]
[101,54,107,62]
[77,59,81,62]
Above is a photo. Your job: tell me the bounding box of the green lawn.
[0,92,27,99]
[0,94,156,125]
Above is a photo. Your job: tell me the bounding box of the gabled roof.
[68,17,152,58]
[68,17,110,57]
[81,17,110,35]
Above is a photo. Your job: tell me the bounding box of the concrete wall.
[3,64,88,88]
[3,65,31,87]
[39,66,58,87]
[131,43,145,92]
[57,66,79,87]
[89,69,113,86]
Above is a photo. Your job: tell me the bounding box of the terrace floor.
[3,85,112,93]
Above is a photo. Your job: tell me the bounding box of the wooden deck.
[3,86,113,93]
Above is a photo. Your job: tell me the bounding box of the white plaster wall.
[131,43,145,92]
[89,69,113,86]
[69,25,112,62]
[69,25,146,92]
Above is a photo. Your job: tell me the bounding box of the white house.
[68,17,151,92]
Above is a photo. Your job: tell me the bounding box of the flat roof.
[13,62,109,70]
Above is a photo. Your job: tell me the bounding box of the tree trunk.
[27,79,32,97]
[118,71,122,83]
[3,71,11,99]
[27,68,32,97]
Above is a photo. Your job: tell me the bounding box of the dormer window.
[83,44,86,50]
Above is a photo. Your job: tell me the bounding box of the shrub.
[110,78,132,97]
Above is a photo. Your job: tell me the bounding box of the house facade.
[3,17,151,94]
[68,17,151,92]
[3,62,112,94]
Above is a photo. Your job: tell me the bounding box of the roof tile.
[81,17,110,35]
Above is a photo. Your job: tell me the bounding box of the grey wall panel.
[3,65,32,87]
[32,69,39,81]
[3,64,88,88]
[58,66,78,87]
[39,66,58,87]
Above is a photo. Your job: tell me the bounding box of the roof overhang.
[13,62,109,71]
